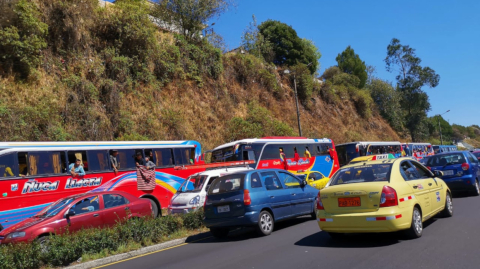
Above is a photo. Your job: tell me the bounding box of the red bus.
[206,137,340,177]
[0,141,204,230]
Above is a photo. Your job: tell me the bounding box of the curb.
[65,236,194,269]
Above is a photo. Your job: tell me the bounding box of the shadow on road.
[452,192,477,199]
[189,216,313,244]
[294,217,438,248]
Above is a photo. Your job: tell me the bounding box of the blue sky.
[206,0,479,127]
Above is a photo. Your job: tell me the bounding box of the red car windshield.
[35,197,76,218]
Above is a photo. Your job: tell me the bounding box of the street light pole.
[293,74,302,137]
[436,110,450,145]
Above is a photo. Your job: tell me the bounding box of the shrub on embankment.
[0,210,204,269]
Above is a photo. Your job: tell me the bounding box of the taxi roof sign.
[350,154,395,164]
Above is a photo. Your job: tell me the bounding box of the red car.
[473,150,480,161]
[0,191,152,245]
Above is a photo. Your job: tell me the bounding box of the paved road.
[100,194,480,269]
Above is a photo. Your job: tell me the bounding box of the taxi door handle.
[428,183,432,186]
[413,186,418,189]
[270,196,275,199]
[93,214,99,217]
[291,193,296,196]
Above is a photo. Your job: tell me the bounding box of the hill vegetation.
[0,0,475,149]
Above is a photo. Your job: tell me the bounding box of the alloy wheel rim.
[261,214,272,232]
[447,195,453,214]
[476,181,479,193]
[414,210,422,234]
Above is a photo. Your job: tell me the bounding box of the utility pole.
[436,110,450,145]
[293,74,302,137]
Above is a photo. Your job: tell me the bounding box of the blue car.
[426,151,480,195]
[203,169,319,238]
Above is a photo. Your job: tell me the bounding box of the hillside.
[0,0,400,150]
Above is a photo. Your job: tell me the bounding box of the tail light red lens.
[380,186,398,207]
[244,189,251,206]
[316,191,324,210]
[461,163,470,171]
[426,166,431,171]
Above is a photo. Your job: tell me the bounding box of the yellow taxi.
[315,157,453,239]
[296,171,330,190]
[349,154,395,165]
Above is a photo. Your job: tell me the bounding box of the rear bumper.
[316,206,412,233]
[443,175,476,191]
[204,211,259,228]
[168,206,198,215]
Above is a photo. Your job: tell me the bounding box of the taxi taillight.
[380,186,398,207]
[316,191,324,210]
[244,189,251,206]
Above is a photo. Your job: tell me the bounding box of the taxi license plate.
[338,197,361,207]
[217,205,230,213]
[443,170,454,176]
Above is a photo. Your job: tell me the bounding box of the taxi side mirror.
[433,171,443,177]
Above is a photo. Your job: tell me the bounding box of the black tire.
[143,198,160,217]
[328,232,345,239]
[210,227,229,238]
[440,192,453,218]
[37,236,50,252]
[405,207,423,239]
[310,199,317,220]
[471,179,480,196]
[256,211,274,236]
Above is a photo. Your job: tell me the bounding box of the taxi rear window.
[330,164,392,186]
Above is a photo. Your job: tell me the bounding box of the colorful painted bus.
[336,141,402,167]
[206,137,340,178]
[0,141,204,230]
[402,143,434,160]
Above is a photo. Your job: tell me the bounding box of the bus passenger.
[110,150,119,172]
[145,156,155,170]
[279,148,288,170]
[294,147,300,163]
[69,159,85,177]
[134,152,145,166]
[304,147,311,158]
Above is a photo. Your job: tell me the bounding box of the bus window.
[282,145,295,158]
[28,151,64,176]
[0,153,16,178]
[144,149,155,164]
[242,150,256,161]
[174,148,192,165]
[260,144,280,160]
[87,150,110,172]
[153,148,174,167]
[18,152,28,176]
[117,149,136,170]
[68,151,88,172]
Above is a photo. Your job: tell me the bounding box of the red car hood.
[0,217,50,236]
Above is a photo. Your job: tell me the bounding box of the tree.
[152,0,235,41]
[367,78,403,131]
[240,15,274,62]
[336,46,367,88]
[385,38,440,141]
[258,20,319,74]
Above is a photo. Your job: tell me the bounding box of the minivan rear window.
[329,164,392,186]
[208,174,244,194]
[427,153,466,167]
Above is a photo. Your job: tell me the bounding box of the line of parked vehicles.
[1,139,478,247]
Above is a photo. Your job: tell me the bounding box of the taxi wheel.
[310,199,317,220]
[210,227,229,238]
[405,207,423,239]
[256,211,274,236]
[441,192,453,218]
[471,179,480,196]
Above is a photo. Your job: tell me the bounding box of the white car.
[168,167,252,214]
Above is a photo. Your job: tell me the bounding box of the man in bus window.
[110,150,119,172]
[134,152,145,166]
[293,147,300,163]
[304,147,311,158]
[69,159,85,177]
[279,148,288,170]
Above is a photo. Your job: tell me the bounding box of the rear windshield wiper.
[442,162,453,168]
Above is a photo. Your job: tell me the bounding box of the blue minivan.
[203,169,319,238]
[426,151,480,195]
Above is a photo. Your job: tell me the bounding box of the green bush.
[0,211,204,268]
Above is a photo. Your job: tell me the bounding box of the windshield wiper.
[442,162,453,168]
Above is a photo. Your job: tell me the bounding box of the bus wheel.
[143,198,159,218]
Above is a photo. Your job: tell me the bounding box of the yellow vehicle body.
[294,171,330,190]
[316,157,451,235]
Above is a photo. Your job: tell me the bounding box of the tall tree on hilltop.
[336,46,367,88]
[385,38,440,141]
[258,20,319,74]
[152,0,235,41]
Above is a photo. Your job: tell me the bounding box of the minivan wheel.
[210,227,229,238]
[441,192,453,217]
[256,211,274,236]
[405,207,423,239]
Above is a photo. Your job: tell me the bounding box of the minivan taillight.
[461,163,470,171]
[244,189,251,206]
[316,191,324,210]
[380,186,398,207]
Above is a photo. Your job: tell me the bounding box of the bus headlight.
[189,195,200,205]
